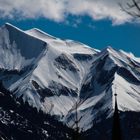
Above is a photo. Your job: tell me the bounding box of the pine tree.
[72,101,82,140]
[112,92,122,140]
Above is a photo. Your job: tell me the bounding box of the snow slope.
[0,23,140,131]
[0,23,46,70]
[65,47,140,130]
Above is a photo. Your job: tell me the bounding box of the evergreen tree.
[112,93,122,140]
[72,101,82,140]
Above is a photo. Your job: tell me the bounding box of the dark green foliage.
[0,81,140,140]
[112,96,122,140]
[0,81,74,140]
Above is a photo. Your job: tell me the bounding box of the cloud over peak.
[0,0,133,24]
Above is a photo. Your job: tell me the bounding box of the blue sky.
[0,0,140,56]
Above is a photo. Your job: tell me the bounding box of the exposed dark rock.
[54,54,79,72]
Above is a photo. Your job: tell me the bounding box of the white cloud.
[0,0,134,24]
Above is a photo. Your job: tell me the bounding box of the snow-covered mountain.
[0,23,140,136]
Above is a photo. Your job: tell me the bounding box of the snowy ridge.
[0,23,140,131]
[0,23,46,71]
[64,47,140,130]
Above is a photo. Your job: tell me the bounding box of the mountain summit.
[0,23,140,139]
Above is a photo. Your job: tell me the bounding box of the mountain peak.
[5,22,14,27]
[96,46,119,61]
[26,28,56,40]
[106,46,113,51]
[3,22,20,31]
[1,23,25,37]
[102,46,117,54]
[0,23,140,133]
